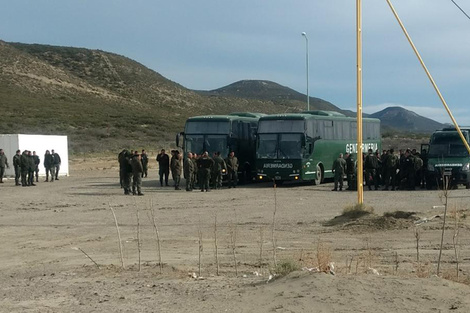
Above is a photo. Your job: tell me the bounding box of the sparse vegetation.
[273,260,300,276]
[342,203,374,219]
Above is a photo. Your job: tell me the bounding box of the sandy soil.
[1,158,470,312]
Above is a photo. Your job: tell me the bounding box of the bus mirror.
[176,132,184,148]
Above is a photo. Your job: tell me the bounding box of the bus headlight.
[427,163,435,172]
[462,163,470,172]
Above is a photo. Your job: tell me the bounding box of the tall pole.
[356,0,364,204]
[301,32,310,111]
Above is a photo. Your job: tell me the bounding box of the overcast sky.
[1,1,469,124]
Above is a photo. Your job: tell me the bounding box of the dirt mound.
[324,211,417,232]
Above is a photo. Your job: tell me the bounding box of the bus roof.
[259,113,380,123]
[187,112,264,123]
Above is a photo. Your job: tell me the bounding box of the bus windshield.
[185,134,228,156]
[185,121,230,134]
[257,133,303,159]
[429,132,470,157]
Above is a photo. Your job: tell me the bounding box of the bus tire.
[313,164,323,186]
[466,183,470,190]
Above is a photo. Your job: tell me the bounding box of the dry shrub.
[414,261,432,278]
[316,241,332,272]
[383,211,416,219]
[274,260,300,277]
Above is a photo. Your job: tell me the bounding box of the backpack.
[387,154,397,168]
[414,156,423,171]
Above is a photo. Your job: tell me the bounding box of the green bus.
[176,112,265,182]
[423,126,470,189]
[255,111,381,184]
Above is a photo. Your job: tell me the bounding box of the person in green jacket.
[13,150,21,186]
[332,153,346,191]
[0,149,9,184]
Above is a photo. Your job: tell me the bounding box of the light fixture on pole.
[301,32,310,111]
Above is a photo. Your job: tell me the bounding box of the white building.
[0,134,69,177]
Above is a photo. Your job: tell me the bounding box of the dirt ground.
[1,157,470,312]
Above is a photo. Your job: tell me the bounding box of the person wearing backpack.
[383,149,398,191]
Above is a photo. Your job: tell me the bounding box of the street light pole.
[301,32,310,111]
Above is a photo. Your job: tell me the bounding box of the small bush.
[273,260,300,276]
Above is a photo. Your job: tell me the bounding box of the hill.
[370,106,445,134]
[0,42,307,153]
[196,80,354,116]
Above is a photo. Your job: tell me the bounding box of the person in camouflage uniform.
[225,151,239,188]
[197,151,214,192]
[184,152,194,191]
[51,150,61,180]
[131,151,144,196]
[211,151,226,189]
[332,153,346,191]
[191,153,198,190]
[13,150,21,186]
[170,150,182,190]
[345,152,356,190]
[0,149,9,184]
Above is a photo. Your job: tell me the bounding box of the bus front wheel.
[313,165,323,186]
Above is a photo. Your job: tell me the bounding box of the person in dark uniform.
[332,153,346,191]
[13,150,21,186]
[27,151,36,186]
[51,149,61,180]
[131,151,144,196]
[156,149,170,187]
[197,151,214,192]
[32,151,40,183]
[44,150,54,182]
[345,152,356,190]
[364,148,379,190]
[119,150,133,195]
[141,149,149,178]
[225,151,239,188]
[20,150,29,186]
[383,149,398,191]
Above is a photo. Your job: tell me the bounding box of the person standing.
[191,153,198,190]
[383,149,398,191]
[332,153,346,191]
[20,150,29,186]
[345,152,355,190]
[156,149,170,187]
[27,151,36,186]
[32,151,40,183]
[51,149,61,180]
[44,150,54,182]
[170,150,182,190]
[364,148,379,190]
[131,151,144,196]
[184,152,194,191]
[119,150,133,195]
[197,151,214,192]
[141,149,149,178]
[225,151,239,188]
[0,149,9,184]
[13,150,21,186]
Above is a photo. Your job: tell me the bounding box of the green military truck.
[423,127,470,189]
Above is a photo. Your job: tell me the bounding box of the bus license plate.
[275,176,281,180]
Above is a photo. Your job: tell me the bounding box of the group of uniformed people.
[332,148,427,191]
[118,148,240,195]
[0,148,61,186]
